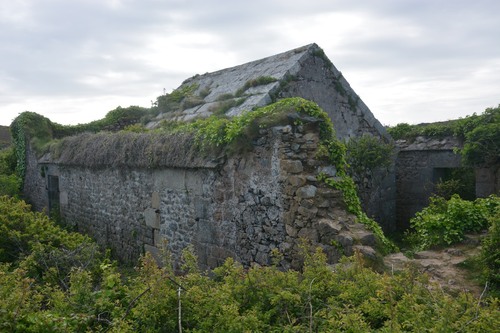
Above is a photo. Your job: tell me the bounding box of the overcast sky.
[1,0,499,127]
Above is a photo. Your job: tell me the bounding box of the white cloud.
[1,0,499,126]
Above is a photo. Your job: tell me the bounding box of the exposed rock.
[282,160,304,174]
[352,245,377,259]
[317,218,343,243]
[296,185,317,199]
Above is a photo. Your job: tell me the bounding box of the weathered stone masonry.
[21,43,398,268]
[25,117,378,269]
[395,136,499,229]
[147,43,396,230]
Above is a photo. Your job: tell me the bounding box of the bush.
[0,196,100,279]
[0,174,21,197]
[481,209,500,289]
[408,195,499,250]
[0,197,499,332]
[462,121,500,167]
[345,134,395,183]
[387,105,499,168]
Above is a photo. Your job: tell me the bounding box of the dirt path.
[384,235,485,296]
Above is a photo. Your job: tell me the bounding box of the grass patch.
[235,76,277,97]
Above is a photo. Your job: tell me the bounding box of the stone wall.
[144,43,397,231]
[277,54,396,230]
[475,167,500,198]
[395,137,463,230]
[23,144,49,212]
[25,117,379,269]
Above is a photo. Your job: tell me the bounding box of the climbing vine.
[387,105,499,167]
[164,97,338,152]
[10,112,53,184]
[317,173,397,254]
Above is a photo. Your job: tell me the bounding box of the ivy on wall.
[387,105,499,167]
[13,97,396,254]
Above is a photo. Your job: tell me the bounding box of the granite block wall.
[24,119,380,269]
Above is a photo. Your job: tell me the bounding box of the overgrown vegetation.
[153,83,204,114]
[387,105,499,167]
[403,194,500,294]
[166,97,337,151]
[235,76,277,97]
[481,208,500,290]
[12,97,397,254]
[406,194,499,250]
[158,98,397,252]
[10,106,150,182]
[345,134,395,183]
[0,146,20,197]
[1,195,499,332]
[3,95,500,330]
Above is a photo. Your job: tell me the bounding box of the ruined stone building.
[19,44,498,268]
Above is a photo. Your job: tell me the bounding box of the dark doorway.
[432,167,476,200]
[47,175,60,217]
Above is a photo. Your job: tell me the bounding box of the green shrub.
[408,194,499,250]
[481,209,500,289]
[0,174,21,197]
[0,147,17,175]
[462,121,500,167]
[154,83,200,113]
[346,134,395,181]
[0,147,21,197]
[386,123,413,140]
[1,197,499,332]
[0,196,99,274]
[387,105,499,168]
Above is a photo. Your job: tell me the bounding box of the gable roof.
[148,43,388,140]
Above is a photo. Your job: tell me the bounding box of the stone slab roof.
[148,43,389,140]
[148,44,316,125]
[396,136,462,151]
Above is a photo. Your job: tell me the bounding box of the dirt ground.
[384,234,487,297]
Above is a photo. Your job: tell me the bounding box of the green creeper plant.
[408,194,499,250]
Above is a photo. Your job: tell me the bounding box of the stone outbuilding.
[21,44,397,268]
[148,43,396,229]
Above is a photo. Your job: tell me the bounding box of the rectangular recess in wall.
[47,175,60,217]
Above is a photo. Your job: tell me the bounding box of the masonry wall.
[278,55,396,231]
[475,167,500,198]
[24,119,379,269]
[395,149,462,230]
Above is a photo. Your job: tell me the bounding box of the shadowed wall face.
[25,120,382,269]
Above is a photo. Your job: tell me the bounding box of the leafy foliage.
[1,196,499,332]
[0,147,21,197]
[168,97,337,152]
[345,134,395,183]
[153,83,202,114]
[481,209,500,289]
[0,195,100,270]
[407,195,499,250]
[387,105,499,167]
[462,120,500,167]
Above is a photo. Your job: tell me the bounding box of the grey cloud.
[1,0,499,126]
